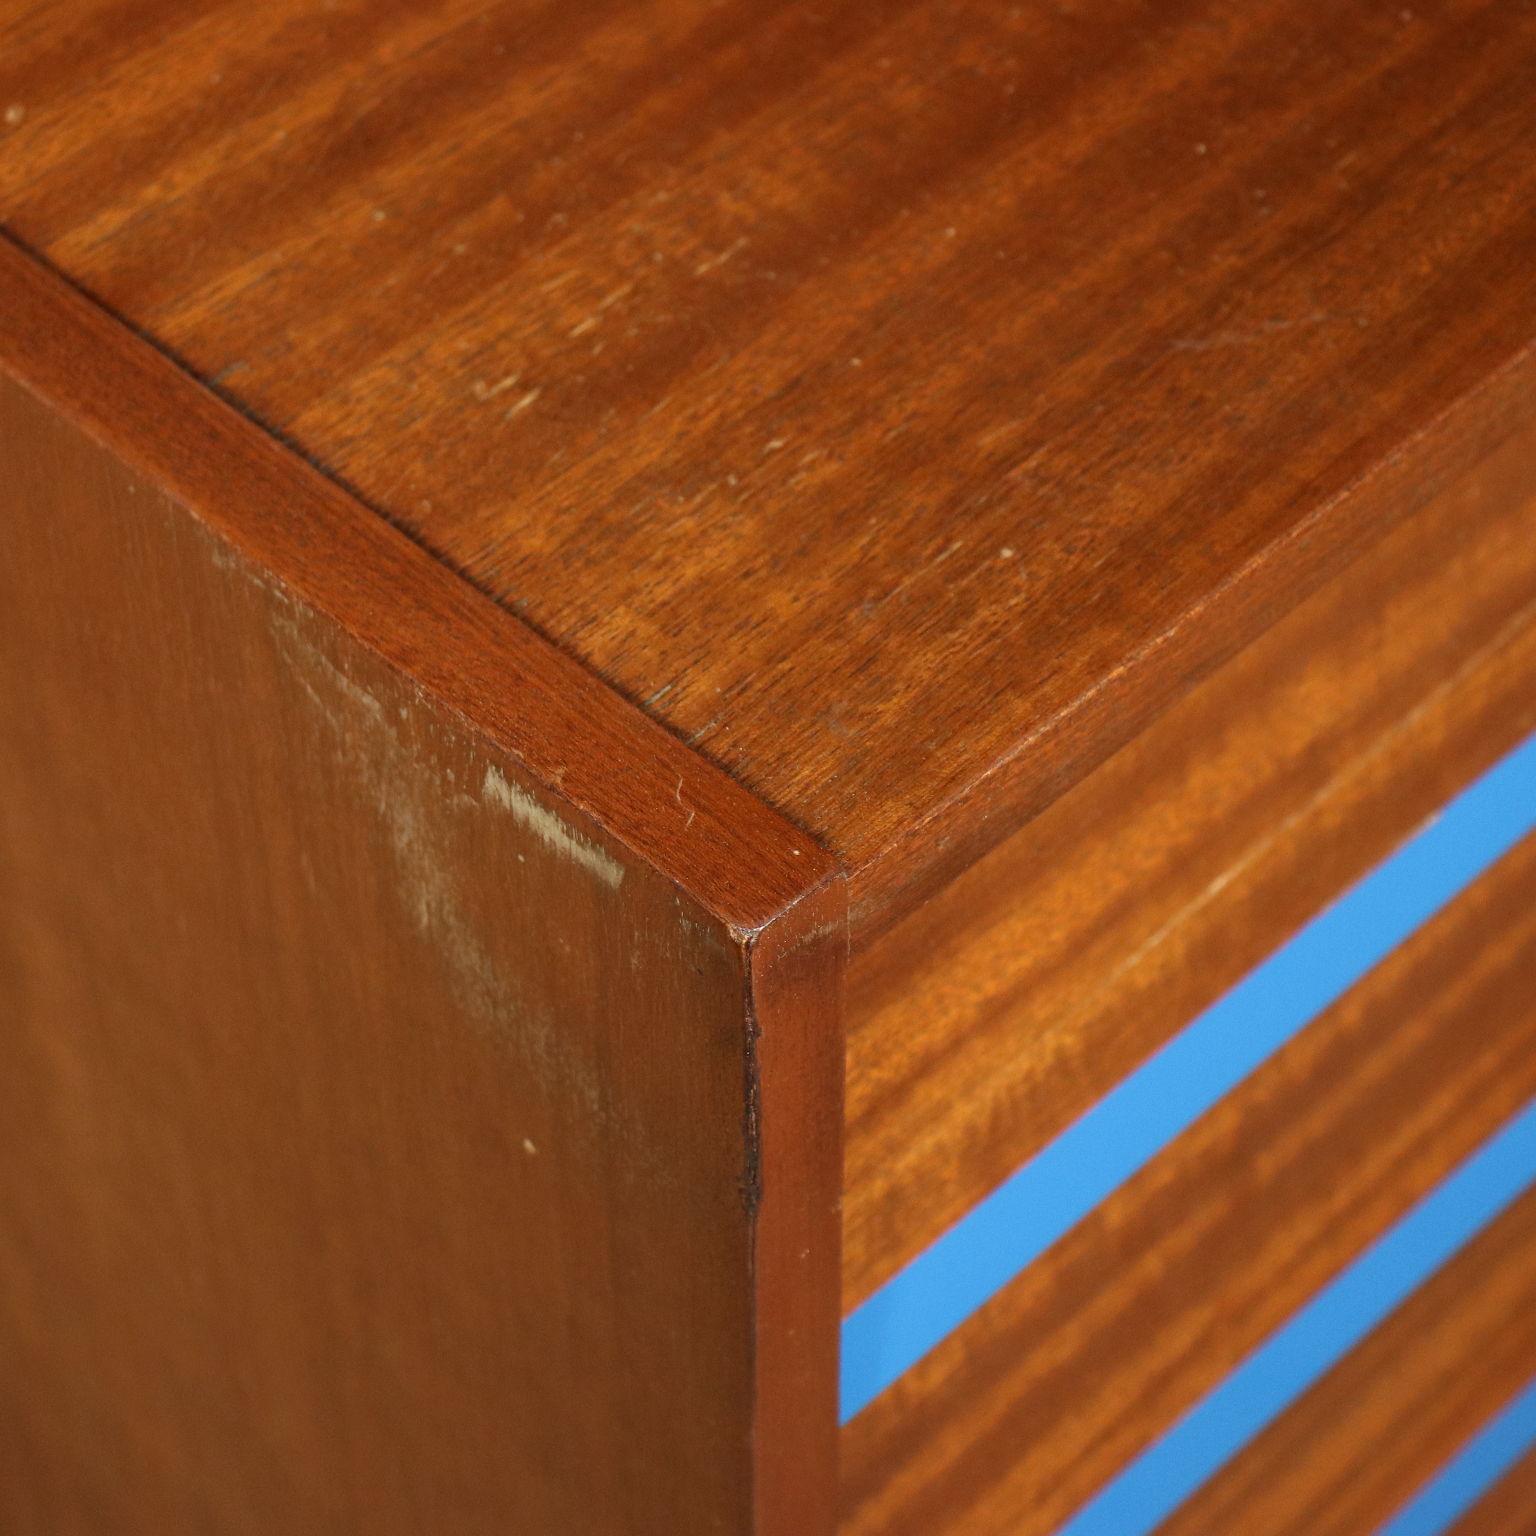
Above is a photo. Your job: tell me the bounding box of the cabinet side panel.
[0,375,754,1534]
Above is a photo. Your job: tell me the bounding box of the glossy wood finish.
[842,828,1536,1536]
[3,0,1536,938]
[1158,1186,1536,1536]
[5,3,1536,1531]
[0,249,844,1536]
[846,417,1536,1306]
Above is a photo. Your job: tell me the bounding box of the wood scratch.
[675,774,696,829]
[472,373,521,401]
[694,237,748,277]
[483,766,624,888]
[1171,311,1333,353]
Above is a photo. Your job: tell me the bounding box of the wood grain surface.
[842,827,1536,1536]
[3,0,1535,937]
[0,249,844,1535]
[0,238,821,938]
[5,3,1536,1531]
[1157,1186,1536,1536]
[846,413,1536,1305]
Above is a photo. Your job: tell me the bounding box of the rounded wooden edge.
[0,231,839,938]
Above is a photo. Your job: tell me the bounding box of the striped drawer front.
[842,732,1536,1535]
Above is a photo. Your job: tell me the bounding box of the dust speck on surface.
[4,104,25,126]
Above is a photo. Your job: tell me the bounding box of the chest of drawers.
[2,4,1535,1532]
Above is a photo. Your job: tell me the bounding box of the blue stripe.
[1375,1373,1536,1536]
[841,730,1536,1422]
[1056,1095,1536,1536]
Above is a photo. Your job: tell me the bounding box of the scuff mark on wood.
[482,764,625,889]
[268,611,611,1132]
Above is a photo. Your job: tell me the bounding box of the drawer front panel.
[843,812,1536,1534]
[842,426,1536,1533]
[846,422,1536,1311]
[1444,1440,1536,1536]
[1157,1184,1536,1536]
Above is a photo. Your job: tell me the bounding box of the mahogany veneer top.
[3,0,1534,933]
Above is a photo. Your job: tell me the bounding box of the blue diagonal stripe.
[1374,1372,1536,1536]
[1056,1095,1536,1536]
[841,729,1536,1422]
